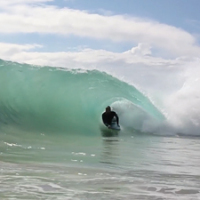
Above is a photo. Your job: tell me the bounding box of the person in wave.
[102,106,119,128]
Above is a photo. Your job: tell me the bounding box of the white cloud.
[128,43,152,56]
[0,2,199,57]
[0,42,175,67]
[0,42,42,59]
[0,0,52,6]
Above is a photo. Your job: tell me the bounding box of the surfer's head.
[105,106,111,112]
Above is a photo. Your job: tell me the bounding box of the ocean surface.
[0,59,200,200]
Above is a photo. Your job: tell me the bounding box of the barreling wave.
[0,59,165,135]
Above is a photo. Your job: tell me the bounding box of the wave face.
[0,59,164,135]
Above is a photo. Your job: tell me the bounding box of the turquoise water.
[0,59,164,135]
[0,59,200,199]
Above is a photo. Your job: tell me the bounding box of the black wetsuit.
[102,111,119,127]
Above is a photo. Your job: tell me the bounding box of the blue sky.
[61,0,200,29]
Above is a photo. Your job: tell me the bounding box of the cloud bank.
[0,1,199,57]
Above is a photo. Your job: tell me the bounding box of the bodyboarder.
[102,106,119,128]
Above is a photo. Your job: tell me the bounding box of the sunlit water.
[0,130,200,200]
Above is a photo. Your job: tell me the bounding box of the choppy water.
[0,59,200,199]
[1,133,200,200]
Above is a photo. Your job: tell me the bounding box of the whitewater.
[0,59,200,200]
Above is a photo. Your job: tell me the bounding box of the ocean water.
[0,59,200,200]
